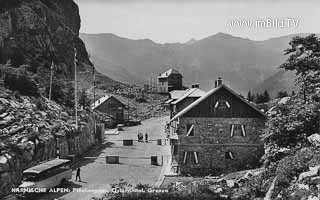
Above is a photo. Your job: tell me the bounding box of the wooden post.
[92,61,96,136]
[49,61,54,101]
[74,48,78,129]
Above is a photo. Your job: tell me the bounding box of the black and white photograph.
[0,0,320,199]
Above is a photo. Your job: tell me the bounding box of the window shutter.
[229,152,234,159]
[225,101,231,108]
[186,125,194,136]
[194,152,199,164]
[214,101,219,108]
[230,125,234,137]
[183,152,188,164]
[241,125,246,137]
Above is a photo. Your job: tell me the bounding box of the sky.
[75,0,320,43]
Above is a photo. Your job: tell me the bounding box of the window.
[183,152,187,164]
[173,145,178,155]
[230,124,246,137]
[182,151,199,164]
[186,124,194,136]
[225,151,234,160]
[214,100,231,109]
[193,152,199,164]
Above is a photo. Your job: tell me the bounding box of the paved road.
[36,116,170,200]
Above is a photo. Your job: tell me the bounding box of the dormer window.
[214,100,231,109]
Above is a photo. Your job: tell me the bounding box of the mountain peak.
[185,38,197,45]
[215,32,233,38]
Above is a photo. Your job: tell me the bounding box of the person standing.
[145,133,148,143]
[76,167,81,182]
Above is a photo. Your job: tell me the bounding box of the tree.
[280,34,320,103]
[263,90,271,102]
[277,91,288,98]
[247,91,254,102]
[254,91,270,104]
[262,97,320,166]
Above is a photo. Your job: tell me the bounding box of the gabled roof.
[91,95,126,110]
[172,88,205,105]
[170,84,266,121]
[158,68,182,78]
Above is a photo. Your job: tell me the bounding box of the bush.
[275,147,320,188]
[262,98,320,165]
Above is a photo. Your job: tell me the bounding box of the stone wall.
[0,113,103,198]
[175,117,265,176]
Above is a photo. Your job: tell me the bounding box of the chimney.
[215,77,223,88]
[191,83,199,89]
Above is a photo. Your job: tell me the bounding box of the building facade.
[168,78,266,176]
[92,95,126,124]
[158,68,183,93]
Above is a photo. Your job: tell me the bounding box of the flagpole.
[49,61,54,101]
[74,48,78,129]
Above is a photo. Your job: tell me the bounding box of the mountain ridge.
[80,32,319,96]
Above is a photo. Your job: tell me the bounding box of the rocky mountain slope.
[0,0,106,198]
[0,0,115,96]
[80,33,318,96]
[0,87,102,198]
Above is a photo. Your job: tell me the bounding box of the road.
[36,116,170,200]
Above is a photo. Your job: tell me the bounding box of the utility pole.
[92,61,96,134]
[49,61,54,101]
[74,48,78,129]
[127,88,130,121]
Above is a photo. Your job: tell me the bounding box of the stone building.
[157,68,183,93]
[168,78,266,176]
[92,95,127,124]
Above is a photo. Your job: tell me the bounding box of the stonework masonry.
[174,117,265,176]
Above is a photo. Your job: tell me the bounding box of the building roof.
[165,99,174,104]
[91,95,126,110]
[23,159,70,174]
[171,88,206,105]
[169,90,188,100]
[158,68,182,78]
[170,84,266,122]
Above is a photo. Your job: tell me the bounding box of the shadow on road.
[74,142,114,169]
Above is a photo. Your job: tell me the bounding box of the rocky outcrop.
[0,89,102,198]
[0,0,91,86]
